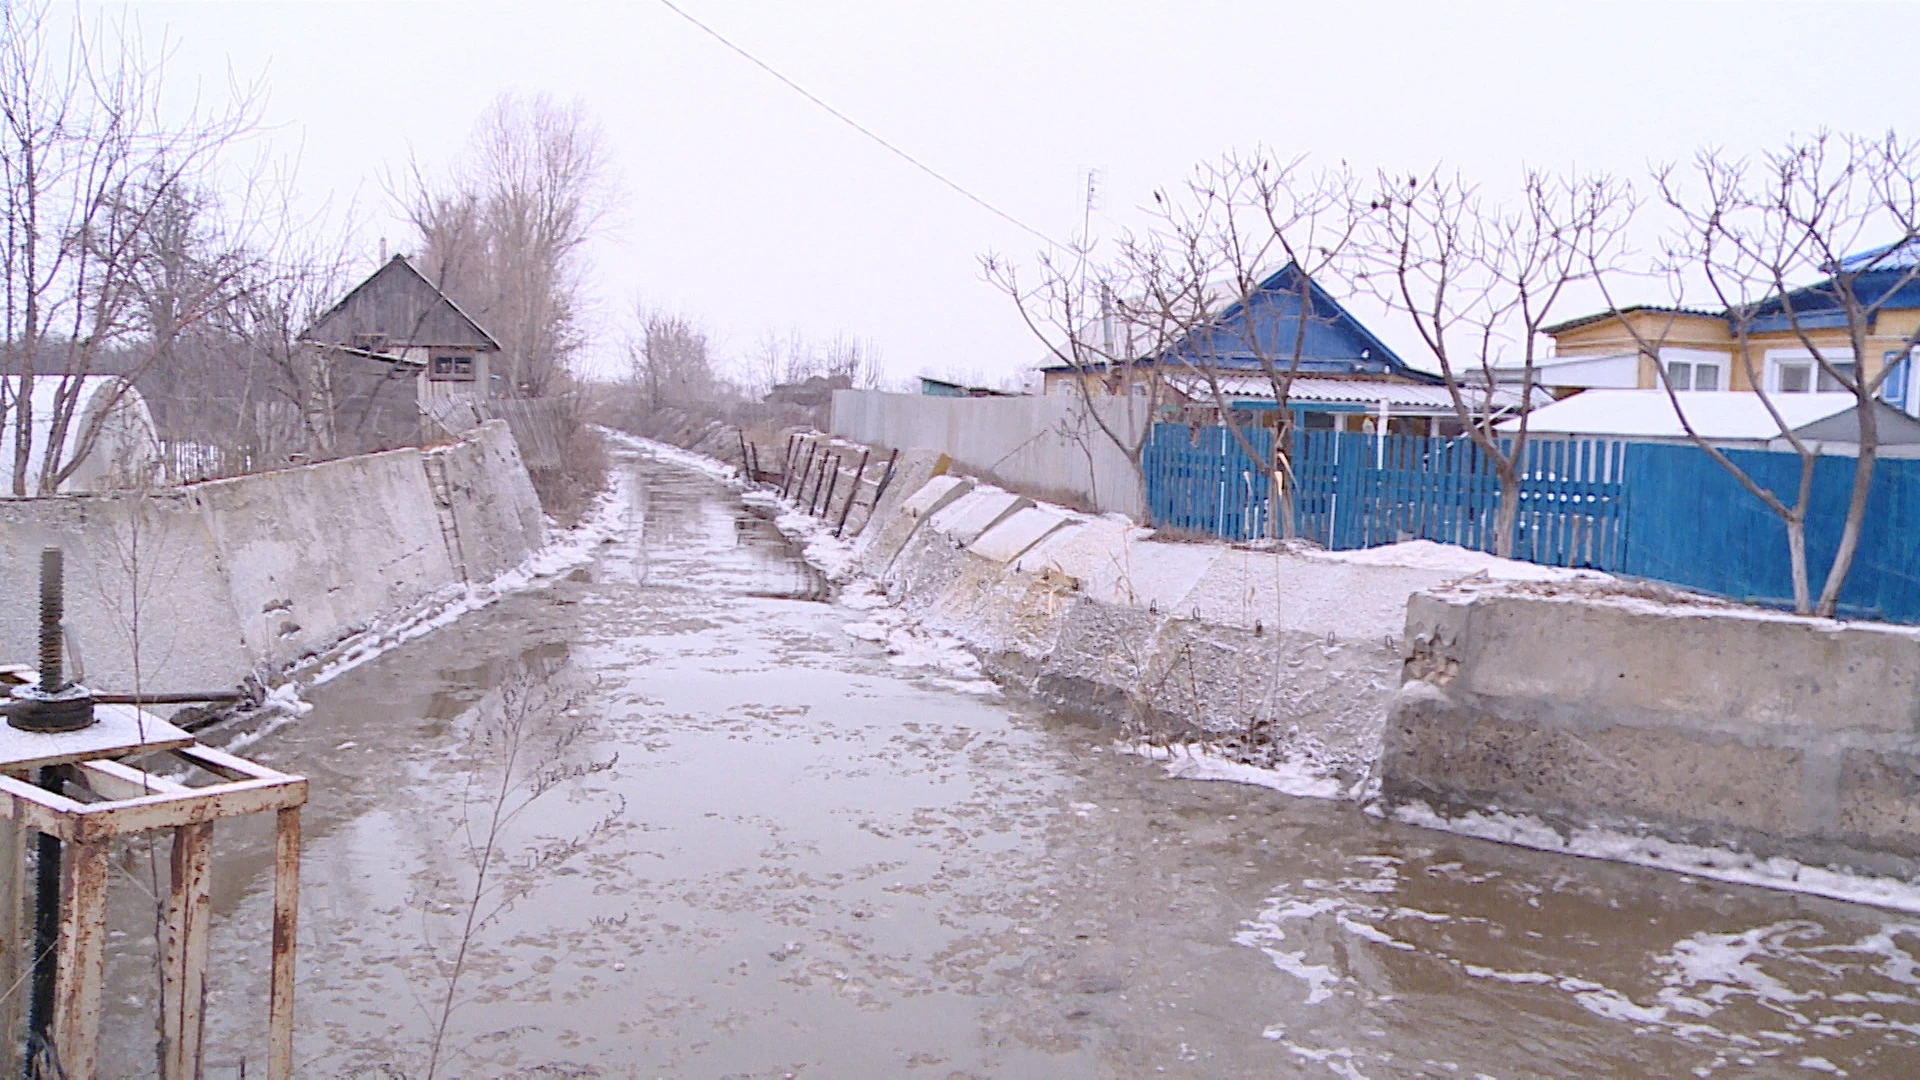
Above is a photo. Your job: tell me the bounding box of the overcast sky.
[111,1,1920,386]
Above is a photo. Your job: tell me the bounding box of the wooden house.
[300,256,502,450]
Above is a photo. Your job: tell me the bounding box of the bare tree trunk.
[1494,468,1520,559]
[1787,517,1810,615]
[1817,415,1877,617]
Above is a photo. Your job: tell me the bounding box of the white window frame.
[1765,347,1855,394]
[1658,348,1727,392]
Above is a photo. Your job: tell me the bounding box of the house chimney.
[379,237,388,263]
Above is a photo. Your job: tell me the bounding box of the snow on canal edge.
[611,432,1920,920]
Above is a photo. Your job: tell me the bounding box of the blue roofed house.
[1040,263,1537,437]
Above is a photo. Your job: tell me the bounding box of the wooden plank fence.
[1145,425,1629,570]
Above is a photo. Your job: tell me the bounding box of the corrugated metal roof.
[1170,374,1543,414]
[1497,389,1860,440]
[1540,306,1721,337]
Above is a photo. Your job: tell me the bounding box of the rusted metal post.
[868,448,902,515]
[161,822,214,1080]
[781,434,798,493]
[0,811,20,1077]
[51,838,107,1079]
[267,807,301,1080]
[789,441,816,502]
[799,445,825,508]
[816,454,842,518]
[736,430,751,480]
[834,448,872,537]
[748,441,761,484]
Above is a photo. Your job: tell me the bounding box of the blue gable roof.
[1168,264,1434,382]
[1747,264,1920,334]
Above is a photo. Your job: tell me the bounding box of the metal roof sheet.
[1496,389,1861,440]
[1170,374,1543,414]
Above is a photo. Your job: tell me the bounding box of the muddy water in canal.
[99,448,1920,1078]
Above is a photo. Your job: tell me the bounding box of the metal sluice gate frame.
[0,547,307,1080]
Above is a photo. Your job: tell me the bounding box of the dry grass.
[527,423,610,528]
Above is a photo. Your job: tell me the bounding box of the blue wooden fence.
[1622,443,1920,623]
[1148,426,1627,569]
[1142,421,1920,622]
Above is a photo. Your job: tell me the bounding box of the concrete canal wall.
[849,459,1920,879]
[0,420,545,696]
[854,475,1476,787]
[1382,580,1920,878]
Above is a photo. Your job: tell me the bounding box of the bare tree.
[404,92,613,398]
[0,1,262,494]
[983,237,1177,514]
[629,306,716,410]
[1117,152,1363,538]
[1589,131,1920,615]
[1359,167,1632,557]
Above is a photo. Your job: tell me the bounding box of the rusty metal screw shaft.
[38,546,62,693]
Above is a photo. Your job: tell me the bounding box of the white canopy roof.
[1497,389,1920,444]
[1170,375,1548,416]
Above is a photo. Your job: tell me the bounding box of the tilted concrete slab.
[860,474,973,574]
[1185,549,1457,637]
[928,489,1031,548]
[969,507,1072,565]
[857,448,951,540]
[1025,527,1222,613]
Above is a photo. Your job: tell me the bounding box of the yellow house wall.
[1550,308,1920,393]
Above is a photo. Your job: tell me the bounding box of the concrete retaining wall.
[0,420,545,696]
[829,390,1149,519]
[1380,580,1920,878]
[855,476,1470,786]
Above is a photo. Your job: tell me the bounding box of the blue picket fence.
[1148,426,1627,569]
[1143,422,1920,622]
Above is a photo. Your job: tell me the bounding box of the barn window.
[430,354,476,382]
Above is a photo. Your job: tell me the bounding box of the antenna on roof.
[379,237,388,264]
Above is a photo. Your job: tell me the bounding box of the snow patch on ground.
[1118,742,1345,800]
[1305,538,1609,583]
[599,426,741,484]
[1390,800,1920,915]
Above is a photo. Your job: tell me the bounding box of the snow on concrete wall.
[1382,580,1920,878]
[861,476,1476,786]
[0,423,545,695]
[830,389,1148,519]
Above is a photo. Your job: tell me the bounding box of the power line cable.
[656,0,1062,249]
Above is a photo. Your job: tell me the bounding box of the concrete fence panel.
[830,390,1149,520]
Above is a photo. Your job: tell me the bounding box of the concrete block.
[1037,532,1223,614]
[1380,686,1812,838]
[859,448,952,539]
[928,489,1031,548]
[1380,582,1920,876]
[969,507,1071,565]
[191,447,459,670]
[0,422,545,695]
[861,474,973,574]
[1449,591,1920,738]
